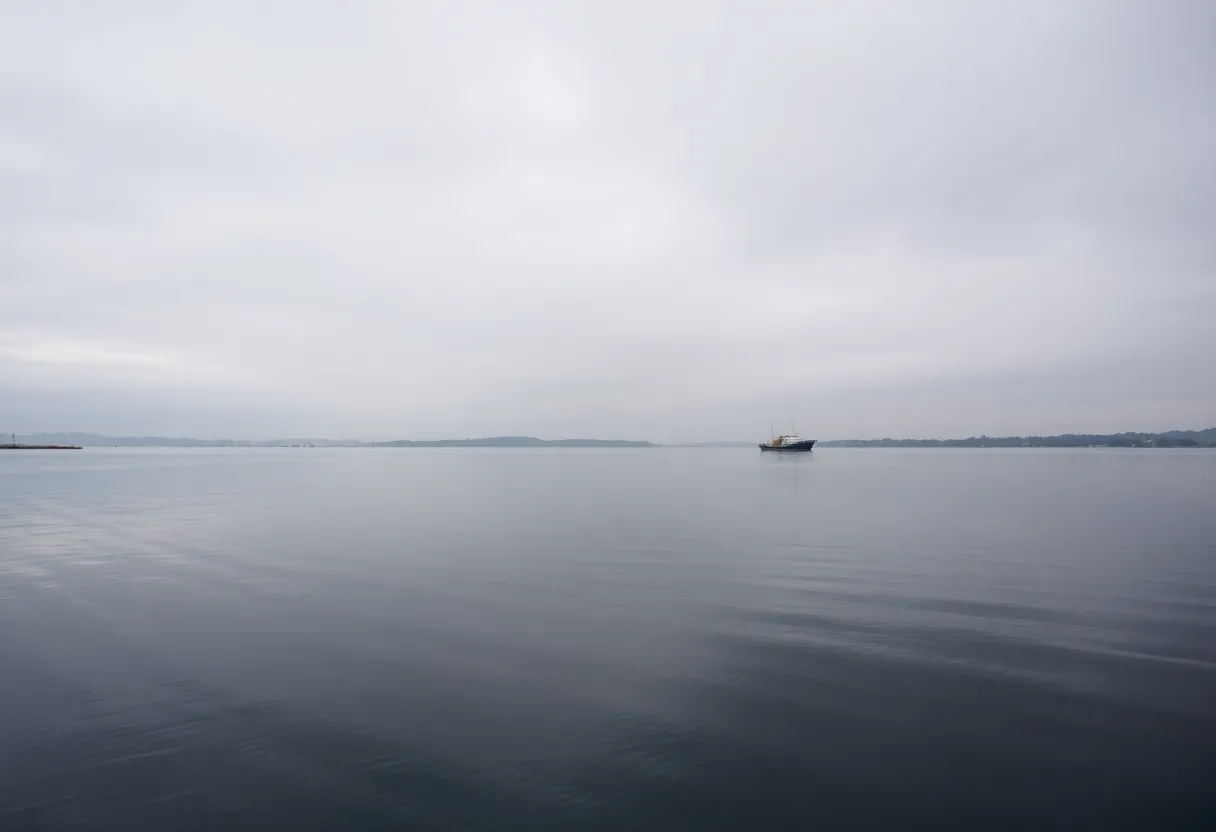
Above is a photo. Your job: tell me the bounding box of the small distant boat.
[759,434,816,452]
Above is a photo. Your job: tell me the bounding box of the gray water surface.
[1,447,1213,829]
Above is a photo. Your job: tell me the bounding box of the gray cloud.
[2,0,1213,441]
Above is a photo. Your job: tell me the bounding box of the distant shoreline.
[819,429,1214,448]
[8,428,1214,450]
[6,434,654,449]
[1,444,82,450]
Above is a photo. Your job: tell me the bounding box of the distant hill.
[11,433,654,449]
[819,428,1216,448]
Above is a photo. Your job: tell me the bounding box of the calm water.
[1,447,1213,830]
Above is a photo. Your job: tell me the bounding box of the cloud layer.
[3,1,1213,440]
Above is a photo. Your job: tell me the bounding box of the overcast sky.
[2,1,1213,441]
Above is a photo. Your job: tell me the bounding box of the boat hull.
[759,441,816,452]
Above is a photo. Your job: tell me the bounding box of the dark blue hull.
[759,441,816,452]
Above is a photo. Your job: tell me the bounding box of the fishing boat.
[759,434,816,452]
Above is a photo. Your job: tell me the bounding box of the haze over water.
[1,447,1213,829]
